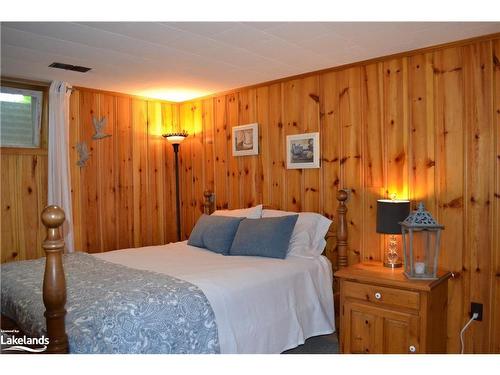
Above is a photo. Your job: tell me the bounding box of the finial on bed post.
[41,205,69,354]
[203,191,215,215]
[336,190,349,269]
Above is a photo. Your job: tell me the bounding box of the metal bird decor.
[76,142,91,167]
[92,115,111,140]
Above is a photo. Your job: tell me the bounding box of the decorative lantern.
[400,203,444,280]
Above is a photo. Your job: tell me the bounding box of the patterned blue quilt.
[1,252,220,354]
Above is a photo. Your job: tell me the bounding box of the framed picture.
[232,123,259,156]
[286,132,320,169]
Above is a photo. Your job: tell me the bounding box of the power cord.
[460,312,479,354]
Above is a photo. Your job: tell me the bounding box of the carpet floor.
[282,332,339,354]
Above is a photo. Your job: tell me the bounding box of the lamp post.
[162,131,188,241]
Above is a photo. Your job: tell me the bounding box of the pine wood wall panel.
[179,102,193,239]
[115,96,134,250]
[384,58,409,199]
[18,155,40,260]
[492,39,500,354]
[69,91,82,251]
[408,53,436,214]
[463,41,494,353]
[302,76,321,213]
[226,93,240,209]
[191,101,204,223]
[434,48,469,352]
[131,99,150,246]
[161,103,177,243]
[268,83,286,210]
[239,89,259,208]
[79,91,101,253]
[98,94,117,252]
[256,86,270,207]
[433,46,466,354]
[283,79,305,212]
[360,63,384,261]
[147,102,165,245]
[36,155,48,256]
[202,99,215,194]
[178,36,500,353]
[213,96,229,210]
[339,68,362,265]
[320,71,341,222]
[1,155,18,263]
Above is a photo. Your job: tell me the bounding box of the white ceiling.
[2,22,500,102]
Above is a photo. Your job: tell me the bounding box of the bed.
[1,190,350,354]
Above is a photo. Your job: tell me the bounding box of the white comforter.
[94,241,335,354]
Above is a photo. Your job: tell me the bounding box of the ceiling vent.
[49,62,92,73]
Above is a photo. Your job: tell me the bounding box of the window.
[0,86,43,148]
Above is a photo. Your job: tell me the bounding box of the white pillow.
[262,209,332,258]
[211,204,263,219]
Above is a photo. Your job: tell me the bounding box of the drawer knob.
[374,292,382,300]
[409,345,416,353]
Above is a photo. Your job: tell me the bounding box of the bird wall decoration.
[76,142,91,167]
[92,115,111,139]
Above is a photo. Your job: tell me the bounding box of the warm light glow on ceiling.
[137,88,211,102]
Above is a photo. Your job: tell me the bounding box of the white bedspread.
[94,241,335,354]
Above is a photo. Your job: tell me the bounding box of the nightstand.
[334,262,451,354]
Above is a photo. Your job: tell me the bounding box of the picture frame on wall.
[232,123,259,156]
[286,132,320,169]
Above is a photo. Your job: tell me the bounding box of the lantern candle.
[414,262,425,275]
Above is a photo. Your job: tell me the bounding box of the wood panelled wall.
[0,150,48,262]
[68,89,179,253]
[177,36,500,353]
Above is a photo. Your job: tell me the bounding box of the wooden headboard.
[202,189,349,276]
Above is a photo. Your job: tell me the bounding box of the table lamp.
[376,196,411,268]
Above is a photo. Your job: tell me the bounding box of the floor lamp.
[162,131,188,241]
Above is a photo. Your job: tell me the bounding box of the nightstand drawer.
[343,280,420,310]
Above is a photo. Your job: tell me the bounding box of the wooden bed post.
[336,190,349,269]
[203,191,215,215]
[41,205,69,354]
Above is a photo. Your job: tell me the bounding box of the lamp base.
[383,234,402,269]
[383,261,402,269]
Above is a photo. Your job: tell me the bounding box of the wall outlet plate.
[470,302,483,321]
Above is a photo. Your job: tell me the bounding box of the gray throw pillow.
[229,215,299,259]
[188,214,243,255]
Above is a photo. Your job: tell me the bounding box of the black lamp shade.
[376,200,411,234]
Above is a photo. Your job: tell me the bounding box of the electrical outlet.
[470,302,483,321]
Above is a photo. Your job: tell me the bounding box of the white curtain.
[48,81,75,252]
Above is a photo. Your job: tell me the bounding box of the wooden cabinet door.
[342,301,380,353]
[379,308,420,353]
[342,301,420,354]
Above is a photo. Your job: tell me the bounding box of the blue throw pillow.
[229,215,299,259]
[188,214,243,255]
